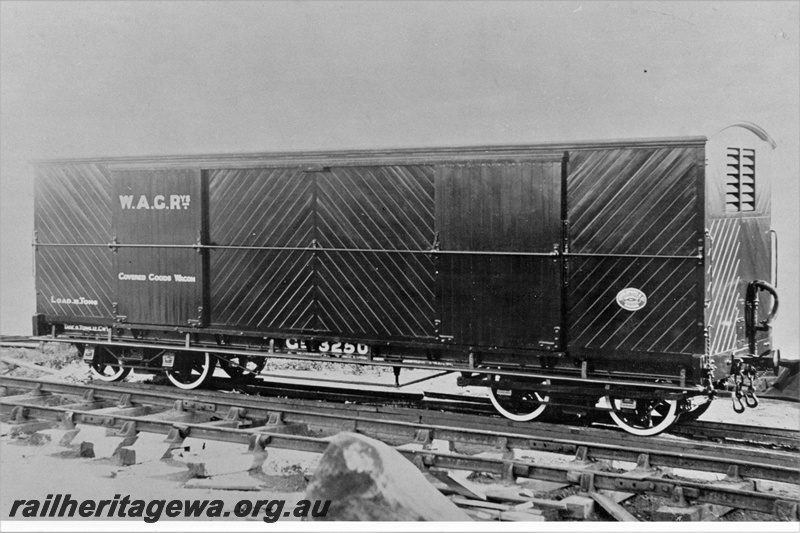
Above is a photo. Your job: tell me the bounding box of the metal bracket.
[724,465,743,482]
[31,231,38,275]
[413,429,433,445]
[493,436,511,453]
[9,406,29,424]
[116,394,133,409]
[698,234,708,265]
[529,440,575,454]
[164,424,189,443]
[246,434,272,452]
[578,472,595,493]
[61,411,76,430]
[187,307,203,327]
[612,478,657,492]
[628,453,659,478]
[181,400,215,412]
[112,302,127,323]
[114,421,138,438]
[501,460,515,484]
[266,412,285,427]
[573,446,591,465]
[82,413,116,427]
[224,407,247,421]
[411,454,428,472]
[670,486,690,507]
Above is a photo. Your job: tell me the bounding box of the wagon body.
[32,125,777,389]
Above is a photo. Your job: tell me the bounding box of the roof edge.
[29,135,708,166]
[716,122,777,149]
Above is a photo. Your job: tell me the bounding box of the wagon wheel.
[489,375,550,422]
[605,395,680,436]
[165,352,216,390]
[218,355,266,380]
[89,346,131,382]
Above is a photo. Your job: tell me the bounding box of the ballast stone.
[304,432,470,521]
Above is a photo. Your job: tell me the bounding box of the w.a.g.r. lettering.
[119,194,190,210]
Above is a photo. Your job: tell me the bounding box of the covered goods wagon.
[31,122,780,435]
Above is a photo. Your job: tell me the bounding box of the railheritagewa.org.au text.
[9,494,331,523]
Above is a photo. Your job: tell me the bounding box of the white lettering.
[148,273,172,282]
[118,272,146,281]
[173,274,196,282]
[49,295,98,305]
[118,194,191,209]
[64,324,107,332]
[285,338,307,350]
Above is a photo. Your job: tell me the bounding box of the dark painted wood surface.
[111,168,204,326]
[436,161,562,349]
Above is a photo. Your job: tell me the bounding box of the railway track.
[205,372,800,451]
[1,375,798,521]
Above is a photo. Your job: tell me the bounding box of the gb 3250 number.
[285,338,370,355]
[318,341,370,355]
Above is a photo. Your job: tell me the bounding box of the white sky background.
[0,1,798,357]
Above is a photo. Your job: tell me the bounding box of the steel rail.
[0,384,796,518]
[1,373,793,464]
[93,376,800,459]
[419,390,800,450]
[1,376,797,486]
[673,419,800,449]
[229,376,800,453]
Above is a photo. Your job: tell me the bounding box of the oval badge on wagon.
[616,288,647,311]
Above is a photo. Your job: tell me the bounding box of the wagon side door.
[111,168,206,326]
[565,146,705,360]
[435,158,563,350]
